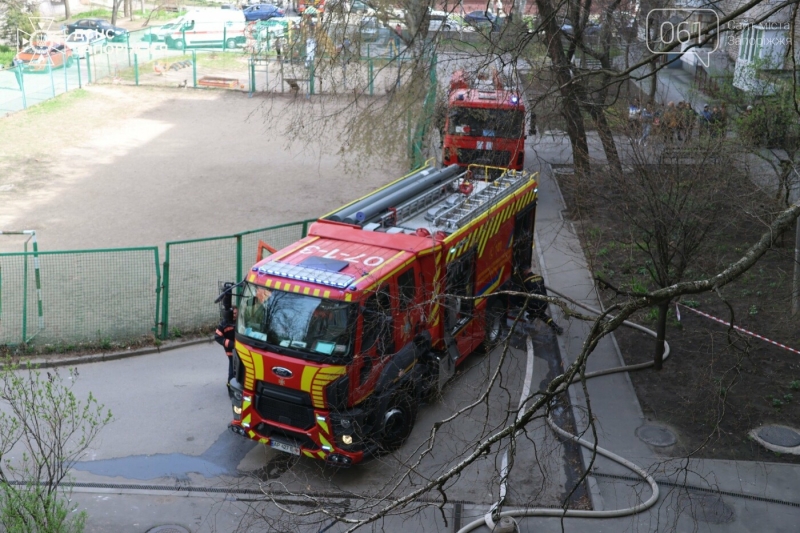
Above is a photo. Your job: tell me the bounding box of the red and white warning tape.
[676,302,800,356]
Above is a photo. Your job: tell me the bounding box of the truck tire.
[172,39,186,50]
[225,37,238,49]
[378,390,417,453]
[483,299,505,351]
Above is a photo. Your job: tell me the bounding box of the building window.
[739,26,763,61]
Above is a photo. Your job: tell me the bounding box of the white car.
[64,29,106,58]
[429,10,461,32]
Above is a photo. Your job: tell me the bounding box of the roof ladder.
[433,172,527,230]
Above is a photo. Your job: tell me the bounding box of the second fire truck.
[225,163,537,465]
[442,69,527,171]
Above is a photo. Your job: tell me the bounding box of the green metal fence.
[0,247,161,345]
[161,220,313,338]
[0,220,313,347]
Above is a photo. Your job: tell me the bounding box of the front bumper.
[228,379,370,465]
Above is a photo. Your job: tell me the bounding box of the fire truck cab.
[227,164,537,465]
[442,69,526,171]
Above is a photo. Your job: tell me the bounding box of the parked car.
[429,10,460,31]
[14,42,73,71]
[64,19,128,42]
[243,4,284,21]
[463,10,500,31]
[64,29,106,58]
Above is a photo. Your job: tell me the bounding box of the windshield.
[447,106,524,138]
[237,282,356,361]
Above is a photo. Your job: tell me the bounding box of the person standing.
[215,307,238,397]
[700,104,712,137]
[513,268,564,335]
[638,106,653,146]
[628,98,641,138]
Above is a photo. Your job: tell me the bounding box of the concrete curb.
[15,337,214,369]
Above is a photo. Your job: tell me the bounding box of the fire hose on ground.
[457,288,671,532]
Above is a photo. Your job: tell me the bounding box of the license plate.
[270,438,300,456]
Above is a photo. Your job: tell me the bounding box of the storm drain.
[147,526,190,533]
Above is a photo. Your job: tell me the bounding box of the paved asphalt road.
[26,322,571,532]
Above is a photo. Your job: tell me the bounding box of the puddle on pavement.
[74,429,256,480]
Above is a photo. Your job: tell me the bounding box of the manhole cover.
[147,526,190,533]
[677,493,735,524]
[758,425,800,448]
[636,424,677,447]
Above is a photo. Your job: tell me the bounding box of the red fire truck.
[441,69,526,171]
[226,164,537,465]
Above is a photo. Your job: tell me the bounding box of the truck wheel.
[225,38,238,49]
[172,39,186,50]
[379,390,417,453]
[483,299,505,351]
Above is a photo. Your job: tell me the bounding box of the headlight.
[233,405,242,415]
[341,435,353,445]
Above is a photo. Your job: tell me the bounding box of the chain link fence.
[0,221,313,348]
[0,20,421,114]
[0,248,161,346]
[162,221,311,338]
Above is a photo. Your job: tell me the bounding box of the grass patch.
[0,45,15,69]
[24,89,90,115]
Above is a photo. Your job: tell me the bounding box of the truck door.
[353,286,394,400]
[394,266,420,347]
[512,205,535,272]
[445,249,475,334]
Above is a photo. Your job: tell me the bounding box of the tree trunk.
[793,207,800,315]
[589,106,622,176]
[654,302,669,370]
[64,0,72,20]
[534,0,590,176]
[124,0,131,19]
[111,0,124,25]
[649,59,657,105]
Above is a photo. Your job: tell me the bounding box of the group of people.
[628,98,728,146]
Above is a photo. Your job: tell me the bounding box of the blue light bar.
[253,261,354,290]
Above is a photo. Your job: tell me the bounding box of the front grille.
[456,148,512,167]
[256,382,315,430]
[254,423,320,450]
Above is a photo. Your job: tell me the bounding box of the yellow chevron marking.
[248,430,256,438]
[303,450,315,458]
[319,434,333,449]
[345,293,352,302]
[259,438,268,444]
[309,366,346,408]
[248,273,256,282]
[265,279,273,288]
[317,419,330,435]
[252,351,264,381]
[301,367,318,393]
[274,281,282,290]
[235,343,256,390]
[323,290,330,298]
[317,451,326,459]
[293,285,301,293]
[303,287,310,295]
[313,289,320,297]
[242,414,251,426]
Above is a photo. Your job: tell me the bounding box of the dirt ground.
[555,168,800,464]
[0,85,405,252]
